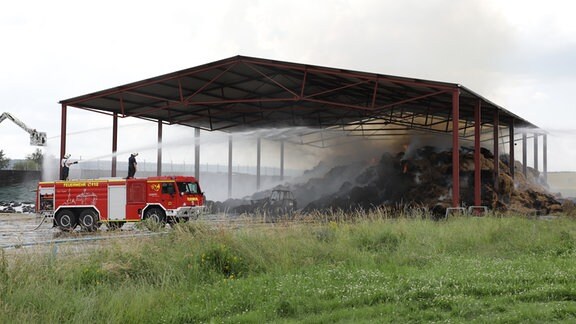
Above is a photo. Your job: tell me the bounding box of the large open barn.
[59,55,551,212]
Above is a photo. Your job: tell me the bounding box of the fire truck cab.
[36,176,205,231]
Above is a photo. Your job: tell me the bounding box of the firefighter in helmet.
[127,153,138,179]
[60,153,78,180]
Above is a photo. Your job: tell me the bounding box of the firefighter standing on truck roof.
[127,153,138,179]
[60,154,78,180]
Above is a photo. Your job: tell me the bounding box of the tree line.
[0,148,43,170]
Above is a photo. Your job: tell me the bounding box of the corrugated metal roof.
[60,55,538,144]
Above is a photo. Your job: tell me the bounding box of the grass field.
[1,213,576,323]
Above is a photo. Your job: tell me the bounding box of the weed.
[275,299,297,317]
[556,230,575,255]
[314,227,337,243]
[172,221,212,237]
[200,243,247,278]
[0,250,7,296]
[354,228,403,252]
[137,218,166,232]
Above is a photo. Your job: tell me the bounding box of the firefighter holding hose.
[60,153,78,180]
[127,153,138,179]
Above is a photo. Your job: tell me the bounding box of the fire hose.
[32,214,49,231]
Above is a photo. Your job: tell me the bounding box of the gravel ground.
[0,213,50,246]
[0,211,257,257]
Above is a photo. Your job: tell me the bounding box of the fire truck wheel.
[55,210,78,231]
[144,207,166,224]
[79,209,99,232]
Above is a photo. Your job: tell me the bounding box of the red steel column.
[493,110,500,192]
[59,104,67,180]
[474,100,481,207]
[157,120,162,176]
[508,120,515,179]
[452,89,460,207]
[111,113,118,177]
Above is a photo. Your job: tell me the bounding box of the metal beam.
[493,110,500,193]
[280,141,285,181]
[375,90,448,111]
[60,104,67,181]
[452,90,460,208]
[257,137,262,190]
[244,62,301,98]
[509,121,515,179]
[195,128,200,179]
[522,132,527,177]
[370,78,379,108]
[228,135,233,199]
[157,120,162,176]
[240,57,458,92]
[184,64,236,103]
[61,59,238,106]
[474,100,481,207]
[543,134,548,182]
[112,113,118,177]
[533,133,539,171]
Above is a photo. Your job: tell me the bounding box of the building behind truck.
[36,176,205,231]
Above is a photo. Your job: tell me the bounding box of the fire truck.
[36,176,205,231]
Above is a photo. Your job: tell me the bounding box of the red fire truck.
[36,176,205,231]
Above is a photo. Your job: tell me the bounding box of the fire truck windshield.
[178,182,199,194]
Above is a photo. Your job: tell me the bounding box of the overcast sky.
[1,0,575,173]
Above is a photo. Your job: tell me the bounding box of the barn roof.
[60,55,536,146]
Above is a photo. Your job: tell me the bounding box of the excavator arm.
[0,112,47,146]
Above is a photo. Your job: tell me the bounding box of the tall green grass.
[1,214,576,323]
